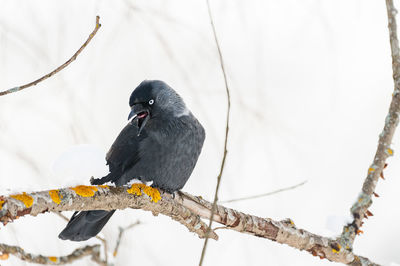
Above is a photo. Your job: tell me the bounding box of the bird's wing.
[91,123,145,185]
[106,123,145,173]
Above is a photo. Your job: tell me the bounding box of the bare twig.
[56,212,109,263]
[199,0,231,265]
[339,0,400,249]
[0,242,105,265]
[0,185,379,265]
[220,181,307,204]
[113,220,141,257]
[0,16,101,96]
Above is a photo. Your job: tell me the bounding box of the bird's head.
[128,80,189,136]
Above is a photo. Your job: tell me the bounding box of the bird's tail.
[58,210,115,241]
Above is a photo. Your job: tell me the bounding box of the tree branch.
[200,0,232,264]
[0,243,105,265]
[220,181,307,204]
[0,185,379,265]
[113,220,141,257]
[0,185,218,241]
[339,0,400,249]
[0,16,101,97]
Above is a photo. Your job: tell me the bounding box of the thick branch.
[0,185,217,241]
[340,0,400,249]
[0,16,101,96]
[0,243,105,265]
[0,185,379,265]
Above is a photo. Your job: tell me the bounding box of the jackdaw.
[59,80,205,241]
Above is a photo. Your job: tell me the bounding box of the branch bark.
[0,185,379,265]
[0,16,101,96]
[339,0,400,249]
[0,243,105,265]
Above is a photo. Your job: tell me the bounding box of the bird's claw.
[90,177,101,185]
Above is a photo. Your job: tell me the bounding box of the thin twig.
[113,220,141,257]
[199,0,231,265]
[220,181,307,204]
[0,16,101,96]
[0,242,105,265]
[339,0,400,249]
[56,212,109,263]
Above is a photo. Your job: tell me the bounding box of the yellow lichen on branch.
[0,200,4,210]
[127,184,161,202]
[70,185,98,197]
[49,190,62,204]
[48,256,57,262]
[127,183,145,196]
[0,253,9,260]
[386,148,394,156]
[332,244,341,254]
[368,167,375,173]
[143,186,161,203]
[10,192,33,208]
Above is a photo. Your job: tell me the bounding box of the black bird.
[59,80,205,241]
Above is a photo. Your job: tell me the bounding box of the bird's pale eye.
[148,99,154,105]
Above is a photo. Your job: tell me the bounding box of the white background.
[0,0,399,265]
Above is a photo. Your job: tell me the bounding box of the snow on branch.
[0,185,379,265]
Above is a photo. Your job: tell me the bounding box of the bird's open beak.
[128,104,150,136]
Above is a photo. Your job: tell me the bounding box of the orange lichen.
[0,253,9,260]
[98,185,109,189]
[386,148,394,156]
[48,256,57,262]
[0,200,4,210]
[356,229,364,235]
[49,190,61,205]
[142,186,161,203]
[368,167,375,173]
[10,192,33,208]
[70,185,98,197]
[127,184,161,203]
[331,244,341,254]
[113,250,117,257]
[127,183,146,196]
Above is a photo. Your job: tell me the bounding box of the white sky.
[0,0,399,265]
